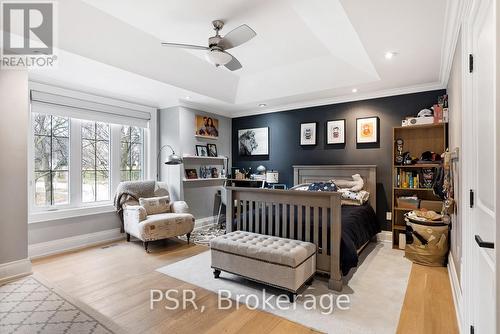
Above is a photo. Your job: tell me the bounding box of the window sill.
[29,204,116,224]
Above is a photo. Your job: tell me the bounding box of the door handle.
[475,235,494,249]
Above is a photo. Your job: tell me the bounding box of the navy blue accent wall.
[232,89,446,230]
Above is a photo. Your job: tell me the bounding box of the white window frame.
[28,82,157,223]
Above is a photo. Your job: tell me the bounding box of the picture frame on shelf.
[195,115,219,139]
[356,117,379,144]
[300,122,317,146]
[207,143,218,157]
[211,167,219,178]
[196,145,208,157]
[326,119,345,144]
[185,169,198,180]
[238,127,269,156]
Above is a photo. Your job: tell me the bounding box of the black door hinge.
[470,325,474,334]
[470,189,474,208]
[469,54,474,73]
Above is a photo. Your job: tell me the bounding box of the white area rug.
[0,275,123,334]
[157,242,411,334]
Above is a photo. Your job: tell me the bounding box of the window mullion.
[111,125,121,195]
[71,119,81,206]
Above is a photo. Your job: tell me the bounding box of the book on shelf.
[395,169,424,189]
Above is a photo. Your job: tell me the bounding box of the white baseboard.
[447,252,463,333]
[377,231,392,243]
[195,216,217,229]
[29,228,124,260]
[0,258,32,283]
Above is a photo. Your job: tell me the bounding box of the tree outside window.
[120,126,143,181]
[33,113,70,206]
[82,121,110,202]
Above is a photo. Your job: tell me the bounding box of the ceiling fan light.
[205,49,232,66]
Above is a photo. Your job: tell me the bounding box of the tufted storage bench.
[210,231,316,301]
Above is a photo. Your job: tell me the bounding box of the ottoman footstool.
[210,231,317,301]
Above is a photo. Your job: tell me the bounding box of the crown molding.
[180,82,445,119]
[230,82,445,118]
[439,0,467,87]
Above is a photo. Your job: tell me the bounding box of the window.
[81,121,110,202]
[33,113,70,207]
[31,113,147,212]
[120,125,144,181]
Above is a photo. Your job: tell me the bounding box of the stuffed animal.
[332,174,364,192]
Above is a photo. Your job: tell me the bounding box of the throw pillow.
[139,196,171,215]
[307,182,338,192]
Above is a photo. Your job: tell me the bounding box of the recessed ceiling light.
[352,88,358,93]
[385,51,397,60]
[185,96,191,100]
[258,103,267,107]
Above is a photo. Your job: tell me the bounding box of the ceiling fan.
[161,20,256,71]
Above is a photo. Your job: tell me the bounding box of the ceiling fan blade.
[223,52,242,71]
[161,42,209,50]
[219,24,256,50]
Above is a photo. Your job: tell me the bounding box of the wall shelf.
[182,156,227,161]
[393,164,440,168]
[183,178,227,183]
[394,187,434,191]
[393,123,446,130]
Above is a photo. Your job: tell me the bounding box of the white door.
[470,0,496,332]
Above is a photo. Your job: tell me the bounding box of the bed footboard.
[225,187,343,291]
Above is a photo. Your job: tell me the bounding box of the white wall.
[0,70,30,270]
[447,29,463,286]
[159,106,231,221]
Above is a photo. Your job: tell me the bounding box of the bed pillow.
[307,182,338,192]
[139,196,171,215]
[290,184,310,191]
[332,174,364,192]
[339,190,370,205]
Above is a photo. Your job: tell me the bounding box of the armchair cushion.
[139,196,171,215]
[126,212,195,242]
[123,205,147,222]
[170,201,190,214]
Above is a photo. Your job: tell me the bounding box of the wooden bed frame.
[225,165,377,291]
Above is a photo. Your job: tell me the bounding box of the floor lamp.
[157,144,183,180]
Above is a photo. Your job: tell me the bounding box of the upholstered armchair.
[119,181,195,252]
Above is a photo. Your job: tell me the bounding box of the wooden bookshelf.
[391,123,447,249]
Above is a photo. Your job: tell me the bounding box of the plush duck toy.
[333,174,364,192]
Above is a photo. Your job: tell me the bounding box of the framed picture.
[185,169,198,179]
[207,143,218,157]
[196,145,208,157]
[300,122,317,145]
[238,127,269,156]
[195,115,219,139]
[356,117,379,144]
[326,119,345,144]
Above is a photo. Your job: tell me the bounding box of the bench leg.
[328,278,342,292]
[144,241,149,253]
[126,233,130,242]
[186,233,191,245]
[213,269,221,279]
[287,292,296,303]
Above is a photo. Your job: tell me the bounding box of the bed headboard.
[293,165,377,210]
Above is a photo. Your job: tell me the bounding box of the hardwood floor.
[31,239,459,334]
[32,239,319,334]
[396,264,459,334]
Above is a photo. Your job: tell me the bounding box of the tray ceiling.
[29,0,449,116]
